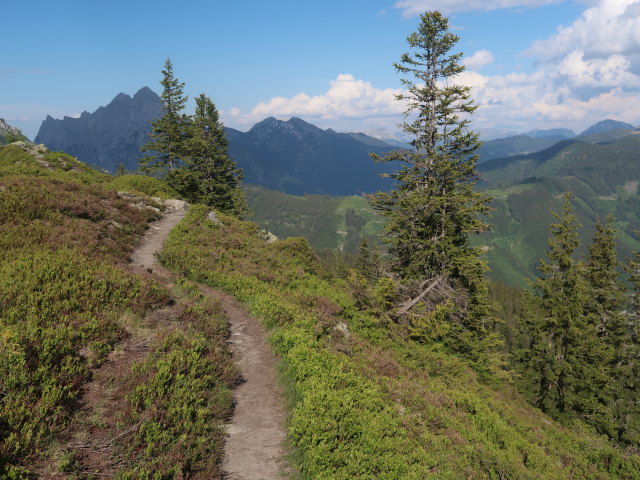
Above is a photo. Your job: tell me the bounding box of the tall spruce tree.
[180,93,247,217]
[140,58,190,173]
[522,194,586,413]
[618,239,640,443]
[585,216,625,340]
[369,11,494,360]
[522,195,613,432]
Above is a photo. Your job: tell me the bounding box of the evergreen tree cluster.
[519,194,640,445]
[140,59,246,217]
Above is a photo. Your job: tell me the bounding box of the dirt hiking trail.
[132,202,290,480]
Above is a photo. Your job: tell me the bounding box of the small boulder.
[207,210,223,226]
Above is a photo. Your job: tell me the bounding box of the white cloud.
[223,74,405,129]
[464,50,494,70]
[394,0,562,16]
[528,0,640,59]
[456,0,640,134]
[556,50,640,87]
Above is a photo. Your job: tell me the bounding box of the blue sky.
[4,0,640,140]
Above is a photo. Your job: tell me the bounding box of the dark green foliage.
[140,58,190,173]
[140,61,246,216]
[355,237,381,283]
[369,11,496,364]
[618,239,640,444]
[517,197,637,441]
[172,93,247,217]
[520,195,598,415]
[344,208,367,254]
[585,216,626,340]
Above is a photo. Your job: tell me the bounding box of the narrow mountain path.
[131,202,290,480]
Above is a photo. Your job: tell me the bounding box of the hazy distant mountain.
[477,121,640,163]
[522,128,575,139]
[345,131,391,148]
[226,117,399,195]
[34,89,398,193]
[579,119,635,136]
[35,87,163,172]
[380,137,413,149]
[477,135,569,163]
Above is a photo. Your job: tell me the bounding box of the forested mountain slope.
[225,116,399,195]
[479,134,640,285]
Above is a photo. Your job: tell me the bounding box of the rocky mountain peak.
[35,87,163,172]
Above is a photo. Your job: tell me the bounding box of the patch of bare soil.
[202,284,290,480]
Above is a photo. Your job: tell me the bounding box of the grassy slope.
[161,205,640,479]
[246,185,384,253]
[0,144,235,478]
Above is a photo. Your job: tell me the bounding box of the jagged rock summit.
[35,87,163,172]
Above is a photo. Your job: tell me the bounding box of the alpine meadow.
[3,5,640,480]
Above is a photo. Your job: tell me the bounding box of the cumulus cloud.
[528,0,640,58]
[224,74,405,129]
[556,50,640,88]
[394,0,562,16]
[464,50,494,70]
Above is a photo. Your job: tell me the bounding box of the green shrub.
[107,174,180,199]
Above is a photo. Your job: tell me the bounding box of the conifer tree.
[180,93,247,217]
[523,194,587,413]
[140,58,190,173]
[355,237,381,283]
[522,195,613,432]
[585,215,626,340]
[617,239,640,443]
[369,11,494,359]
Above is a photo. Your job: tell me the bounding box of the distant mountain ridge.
[478,119,638,163]
[477,134,640,285]
[35,87,163,172]
[33,88,640,198]
[35,88,399,195]
[225,117,399,195]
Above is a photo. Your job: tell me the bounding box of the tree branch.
[397,276,444,315]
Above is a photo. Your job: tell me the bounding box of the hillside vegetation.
[160,204,640,479]
[0,143,236,478]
